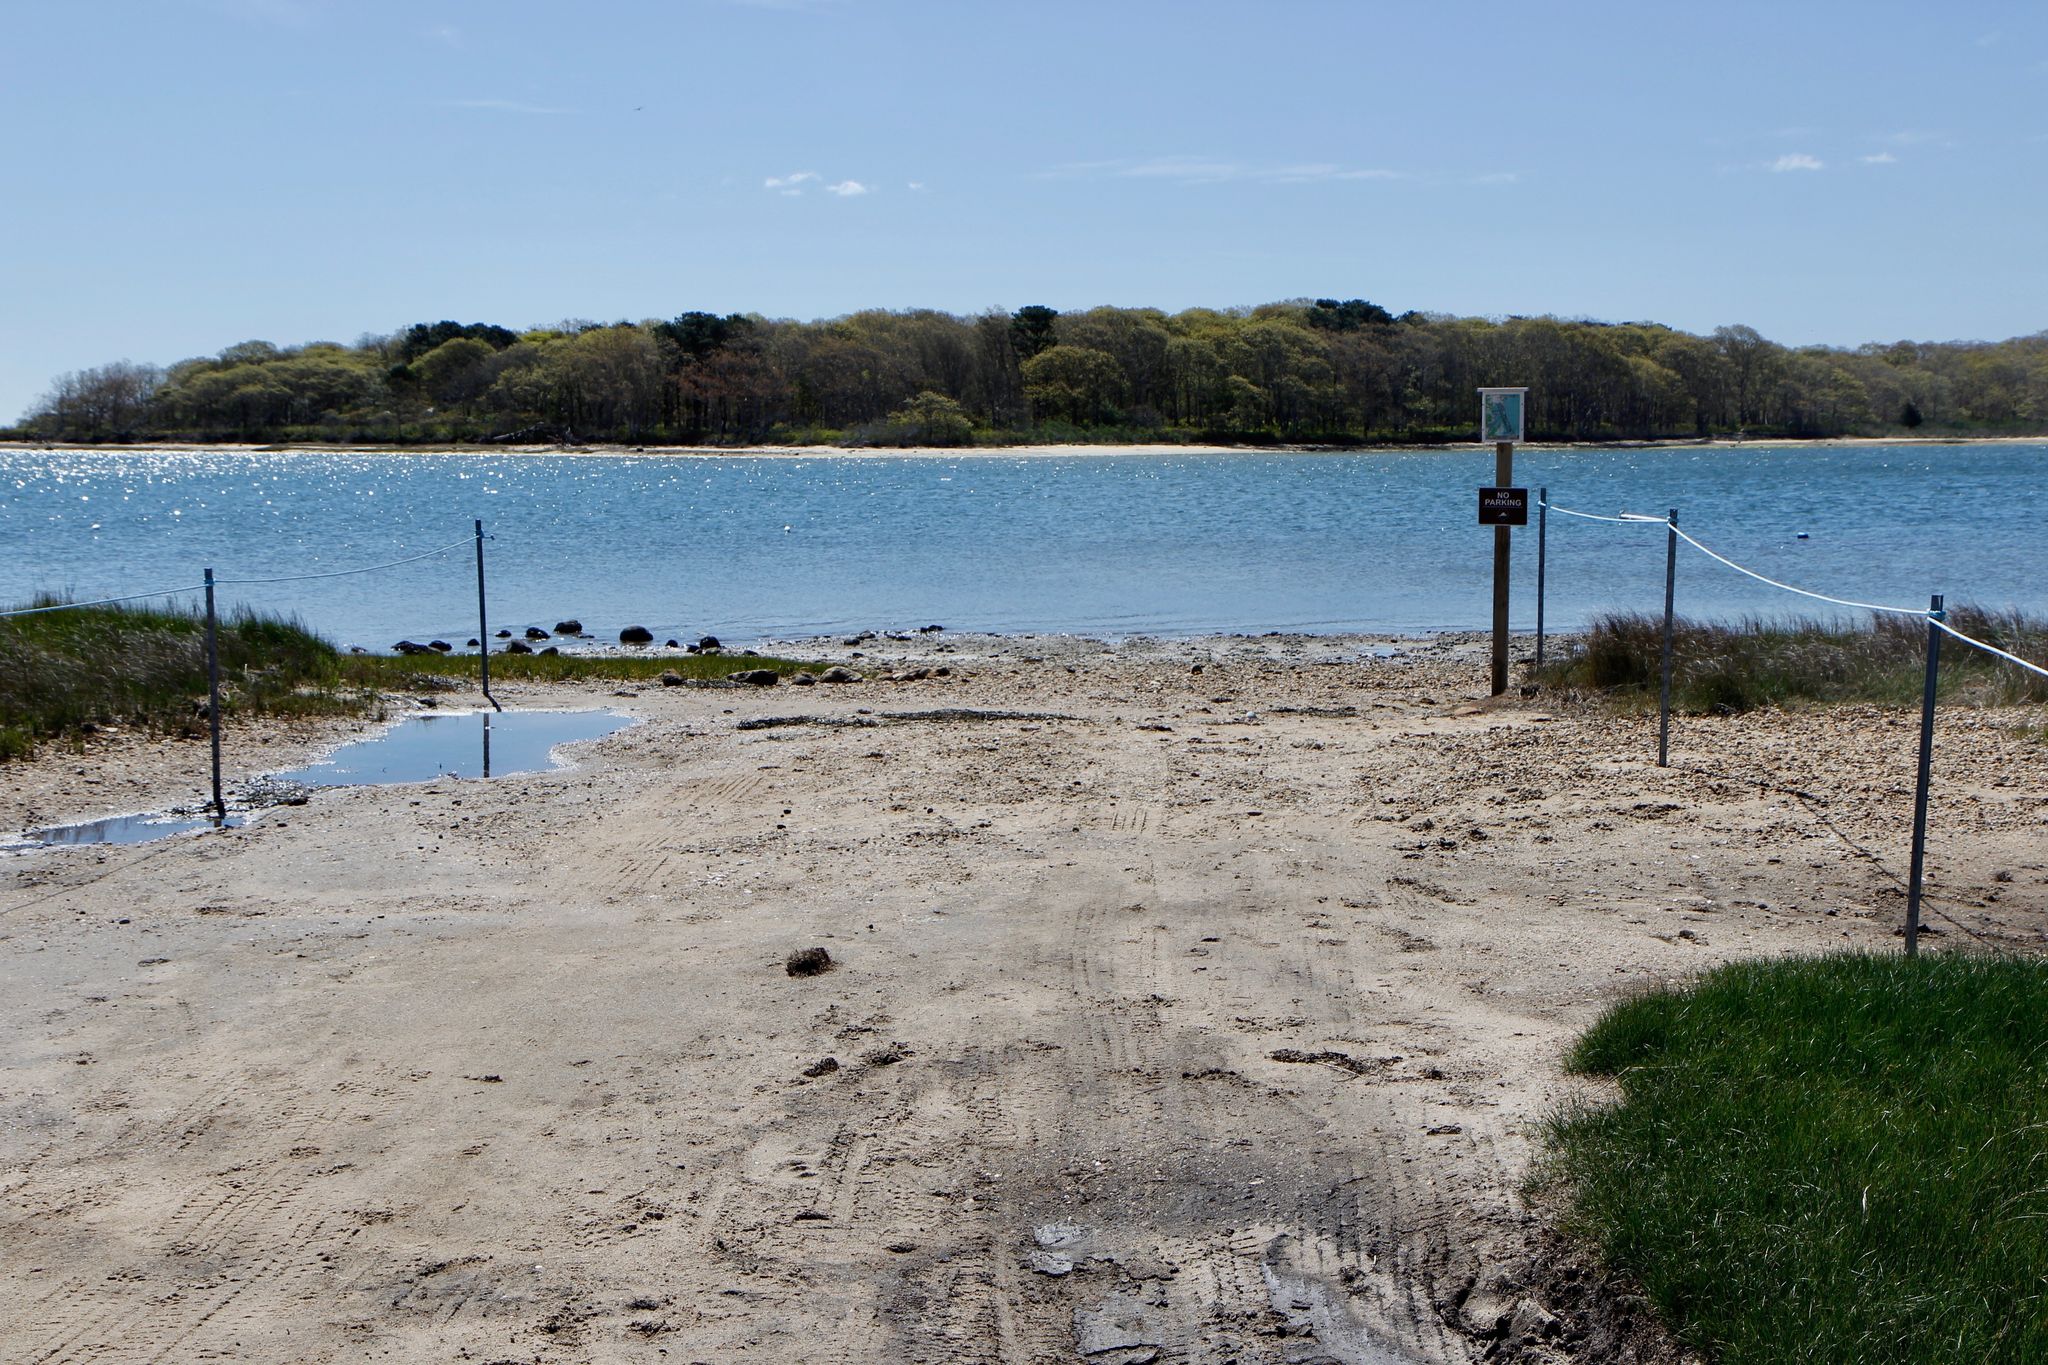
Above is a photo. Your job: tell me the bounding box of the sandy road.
[1,635,2041,1363]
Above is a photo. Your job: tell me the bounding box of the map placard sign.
[1478,387,1527,444]
[1477,487,1529,526]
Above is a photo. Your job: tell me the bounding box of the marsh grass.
[1537,609,2048,714]
[1546,953,2048,1364]
[0,597,815,759]
[0,598,358,759]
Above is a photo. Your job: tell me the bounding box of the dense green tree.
[18,303,2048,446]
[1021,344,1125,425]
[1009,305,1060,361]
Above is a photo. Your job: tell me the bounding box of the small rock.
[801,1056,840,1078]
[1024,1250,1074,1277]
[524,626,550,640]
[791,672,817,686]
[494,628,511,638]
[659,670,685,687]
[665,638,680,648]
[1506,1297,1561,1342]
[732,669,779,687]
[863,1042,910,1066]
[392,640,433,655]
[884,1240,918,1254]
[466,638,480,647]
[539,646,560,656]
[504,640,533,655]
[697,635,721,650]
[620,625,654,644]
[785,947,834,977]
[821,666,860,684]
[1426,1123,1463,1136]
[918,623,945,633]
[553,619,582,634]
[428,640,452,653]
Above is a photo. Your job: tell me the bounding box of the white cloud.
[1859,151,1899,165]
[1470,171,1521,186]
[763,172,873,198]
[1770,152,1824,172]
[907,181,927,191]
[444,98,574,115]
[426,23,460,46]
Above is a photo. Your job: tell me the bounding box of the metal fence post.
[1535,487,1548,669]
[1905,593,1944,958]
[204,567,225,819]
[475,519,501,712]
[1657,509,1677,767]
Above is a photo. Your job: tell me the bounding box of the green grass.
[0,596,816,760]
[0,597,360,759]
[1546,954,2048,1363]
[1536,609,2048,714]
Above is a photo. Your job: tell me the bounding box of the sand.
[2,633,2042,1363]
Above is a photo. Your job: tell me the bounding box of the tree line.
[15,301,2048,447]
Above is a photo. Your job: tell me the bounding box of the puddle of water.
[5,812,244,852]
[12,709,632,850]
[276,709,631,786]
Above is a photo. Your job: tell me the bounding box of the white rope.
[1662,522,1927,616]
[1545,497,2048,678]
[0,585,207,619]
[215,536,474,586]
[1931,618,2048,681]
[1540,500,1644,525]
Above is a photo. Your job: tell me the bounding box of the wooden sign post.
[1478,388,1527,697]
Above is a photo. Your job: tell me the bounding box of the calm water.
[283,709,631,786]
[9,709,630,849]
[1,445,2041,645]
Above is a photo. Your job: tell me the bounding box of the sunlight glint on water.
[1,445,2041,645]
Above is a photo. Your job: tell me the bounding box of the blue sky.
[2,0,2042,421]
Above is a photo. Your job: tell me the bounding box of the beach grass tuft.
[0,598,360,759]
[1537,609,2048,713]
[1545,952,2048,1364]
